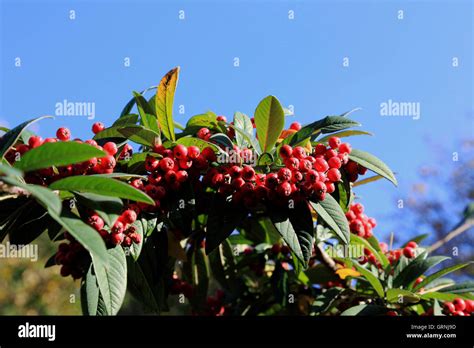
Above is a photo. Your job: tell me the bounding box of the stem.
[427,219,474,253]
[315,243,339,272]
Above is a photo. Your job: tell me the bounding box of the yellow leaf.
[155,67,179,141]
[336,268,361,280]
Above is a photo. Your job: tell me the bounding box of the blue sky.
[1,0,472,243]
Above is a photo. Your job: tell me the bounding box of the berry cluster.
[170,274,194,299]
[345,203,377,238]
[56,208,142,278]
[5,124,132,186]
[443,298,474,316]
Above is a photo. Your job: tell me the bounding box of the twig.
[315,243,339,272]
[427,219,474,253]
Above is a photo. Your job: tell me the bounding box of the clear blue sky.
[1,0,472,243]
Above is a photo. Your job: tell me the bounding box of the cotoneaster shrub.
[0,67,472,316]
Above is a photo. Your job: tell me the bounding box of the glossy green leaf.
[349,149,398,186]
[50,175,154,205]
[310,195,350,244]
[386,288,420,304]
[14,142,106,172]
[413,262,473,291]
[155,67,179,141]
[233,112,253,148]
[393,254,449,288]
[254,96,285,153]
[354,263,384,298]
[0,116,52,158]
[318,130,372,142]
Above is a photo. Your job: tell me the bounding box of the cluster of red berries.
[170,274,194,298]
[127,143,216,214]
[56,208,142,278]
[5,125,132,186]
[345,203,377,239]
[443,298,474,316]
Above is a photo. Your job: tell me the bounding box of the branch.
[427,218,474,253]
[315,243,339,272]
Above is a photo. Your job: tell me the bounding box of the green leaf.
[402,233,430,247]
[305,264,339,284]
[14,142,106,172]
[288,116,360,146]
[184,113,219,134]
[230,124,262,155]
[129,220,144,261]
[112,114,139,127]
[254,96,285,153]
[353,174,384,187]
[74,192,123,227]
[393,253,450,288]
[310,195,350,244]
[349,149,398,186]
[155,67,179,141]
[81,263,100,315]
[421,291,474,301]
[413,262,472,291]
[208,240,237,292]
[354,263,385,298]
[269,203,314,267]
[318,130,372,143]
[311,287,344,315]
[191,247,210,305]
[340,304,388,316]
[352,234,389,268]
[176,137,220,153]
[438,281,474,294]
[50,175,154,205]
[50,208,109,266]
[0,116,52,158]
[386,288,420,304]
[1,176,61,215]
[233,112,254,148]
[120,85,157,117]
[93,246,127,315]
[8,204,52,245]
[209,133,233,150]
[258,152,274,166]
[0,162,23,178]
[205,195,247,254]
[94,125,160,147]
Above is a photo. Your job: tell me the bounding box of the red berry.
[326,182,335,193]
[328,137,341,149]
[314,158,329,172]
[414,277,424,287]
[110,233,124,246]
[386,311,398,316]
[100,155,116,169]
[403,247,415,258]
[92,122,105,134]
[28,136,43,149]
[328,156,342,169]
[265,173,279,188]
[103,142,118,156]
[289,122,301,131]
[313,181,327,195]
[56,127,71,141]
[130,232,141,244]
[173,144,188,159]
[314,144,327,156]
[87,215,104,231]
[338,142,352,154]
[202,147,217,162]
[121,209,137,224]
[292,146,306,159]
[197,127,210,139]
[453,298,466,312]
[358,165,368,175]
[176,170,188,183]
[242,166,256,181]
[406,241,418,249]
[453,311,465,316]
[324,149,337,160]
[278,167,292,182]
[44,137,57,143]
[327,168,341,182]
[112,221,125,235]
[351,203,364,214]
[216,115,227,122]
[284,157,299,171]
[187,145,200,159]
[279,145,293,159]
[444,302,456,313]
[159,157,175,172]
[277,182,292,197]
[228,165,242,178]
